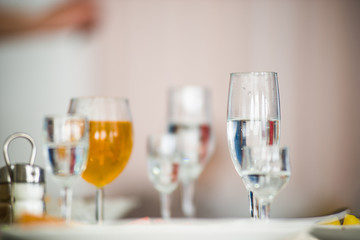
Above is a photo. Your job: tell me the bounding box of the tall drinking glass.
[68,97,133,223]
[43,115,88,222]
[147,134,180,219]
[226,72,280,218]
[167,86,215,218]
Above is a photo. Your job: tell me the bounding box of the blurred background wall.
[1,0,359,218]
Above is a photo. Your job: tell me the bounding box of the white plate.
[310,224,360,240]
[1,218,316,240]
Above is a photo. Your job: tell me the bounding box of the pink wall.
[93,0,360,218]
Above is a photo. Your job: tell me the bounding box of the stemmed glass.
[43,115,89,222]
[227,72,280,218]
[167,86,215,218]
[68,97,133,223]
[147,134,180,219]
[240,146,290,219]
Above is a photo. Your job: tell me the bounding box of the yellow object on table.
[16,213,64,225]
[320,217,341,225]
[320,214,360,226]
[343,214,360,225]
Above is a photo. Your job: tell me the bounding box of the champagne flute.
[240,146,290,219]
[43,115,88,222]
[226,72,280,218]
[68,97,133,223]
[147,134,180,219]
[167,86,215,218]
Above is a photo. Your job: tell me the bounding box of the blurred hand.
[40,0,97,32]
[0,0,97,38]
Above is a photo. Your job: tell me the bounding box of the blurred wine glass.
[227,72,281,218]
[43,115,88,222]
[147,134,180,219]
[167,86,215,218]
[240,146,290,219]
[68,97,133,223]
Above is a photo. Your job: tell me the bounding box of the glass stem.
[160,192,171,219]
[181,181,195,218]
[96,188,104,224]
[61,186,72,222]
[259,200,271,219]
[249,191,259,219]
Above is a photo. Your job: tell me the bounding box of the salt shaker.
[1,133,45,223]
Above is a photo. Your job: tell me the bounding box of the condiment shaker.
[1,133,45,223]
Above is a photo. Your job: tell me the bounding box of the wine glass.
[68,97,133,223]
[43,115,88,222]
[240,146,290,219]
[226,72,280,218]
[167,86,215,218]
[147,134,180,219]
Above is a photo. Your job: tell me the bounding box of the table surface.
[0,218,321,240]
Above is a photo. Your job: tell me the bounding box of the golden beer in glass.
[68,97,133,223]
[84,121,133,188]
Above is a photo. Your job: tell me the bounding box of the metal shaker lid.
[1,133,45,184]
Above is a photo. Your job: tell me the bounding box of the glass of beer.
[68,97,133,223]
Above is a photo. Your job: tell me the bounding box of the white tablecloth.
[1,218,319,240]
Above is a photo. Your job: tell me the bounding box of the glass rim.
[148,133,177,139]
[168,85,210,93]
[230,72,277,77]
[242,145,288,151]
[43,114,88,120]
[70,96,129,103]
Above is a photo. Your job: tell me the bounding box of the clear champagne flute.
[240,146,290,219]
[68,97,133,223]
[43,115,88,222]
[227,72,280,218]
[147,134,180,219]
[167,86,215,218]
